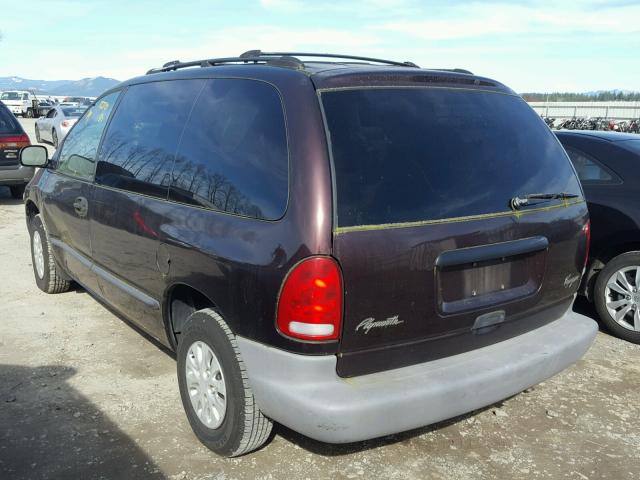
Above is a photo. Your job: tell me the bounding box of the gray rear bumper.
[0,165,34,185]
[236,309,597,444]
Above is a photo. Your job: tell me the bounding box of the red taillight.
[276,256,343,341]
[583,219,591,269]
[0,134,30,146]
[61,121,70,127]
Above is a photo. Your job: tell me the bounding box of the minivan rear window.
[321,88,582,228]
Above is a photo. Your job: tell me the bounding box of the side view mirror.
[20,145,49,167]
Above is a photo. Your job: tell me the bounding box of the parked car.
[63,96,93,107]
[0,90,39,117]
[0,101,33,198]
[20,51,597,457]
[557,130,640,343]
[35,101,55,117]
[35,105,87,148]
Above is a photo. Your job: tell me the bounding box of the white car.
[34,105,87,148]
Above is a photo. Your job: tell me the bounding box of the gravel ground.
[0,119,639,479]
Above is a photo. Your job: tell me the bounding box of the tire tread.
[32,215,71,294]
[195,308,272,456]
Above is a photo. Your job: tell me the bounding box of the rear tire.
[177,308,272,457]
[9,185,25,199]
[594,252,640,344]
[29,215,71,294]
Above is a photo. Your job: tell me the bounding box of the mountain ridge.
[0,76,120,97]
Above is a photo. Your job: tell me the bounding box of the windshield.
[1,92,21,101]
[62,107,87,117]
[321,87,582,228]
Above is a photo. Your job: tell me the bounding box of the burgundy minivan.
[20,51,597,456]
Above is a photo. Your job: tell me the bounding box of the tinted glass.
[0,105,20,134]
[169,79,288,220]
[565,146,615,183]
[322,88,582,227]
[56,92,119,180]
[96,80,205,199]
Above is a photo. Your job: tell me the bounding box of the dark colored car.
[557,130,640,343]
[36,101,55,117]
[20,51,597,457]
[0,101,33,198]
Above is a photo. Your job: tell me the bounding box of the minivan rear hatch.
[320,85,588,377]
[0,105,27,166]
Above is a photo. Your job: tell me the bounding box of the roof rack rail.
[240,50,419,68]
[146,50,420,74]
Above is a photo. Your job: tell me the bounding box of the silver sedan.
[35,105,87,148]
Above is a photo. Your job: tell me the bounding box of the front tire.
[177,308,272,457]
[29,215,71,294]
[35,125,42,143]
[594,252,640,343]
[52,129,58,148]
[9,185,25,199]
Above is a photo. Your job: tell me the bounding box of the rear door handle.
[73,196,88,217]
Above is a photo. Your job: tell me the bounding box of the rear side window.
[96,79,205,199]
[321,88,582,228]
[56,92,119,181]
[169,79,288,220]
[565,146,617,184]
[0,105,20,134]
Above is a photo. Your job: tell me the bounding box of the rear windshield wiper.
[510,192,579,210]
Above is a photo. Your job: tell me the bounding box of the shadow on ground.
[0,364,165,480]
[0,186,24,206]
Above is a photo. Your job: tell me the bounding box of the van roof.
[124,50,512,95]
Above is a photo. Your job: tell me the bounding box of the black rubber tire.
[594,251,640,344]
[177,308,272,457]
[52,129,58,148]
[9,185,25,199]
[29,215,71,294]
[35,125,41,143]
[26,108,33,118]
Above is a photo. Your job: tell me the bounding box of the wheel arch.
[25,200,40,231]
[163,283,221,350]
[584,239,640,301]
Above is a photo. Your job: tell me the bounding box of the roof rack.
[146,50,420,74]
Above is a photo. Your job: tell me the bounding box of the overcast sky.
[1,0,639,92]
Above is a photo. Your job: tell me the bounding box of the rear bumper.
[236,309,597,444]
[0,165,34,185]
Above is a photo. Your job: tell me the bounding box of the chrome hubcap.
[605,265,640,332]
[185,341,227,429]
[32,231,45,279]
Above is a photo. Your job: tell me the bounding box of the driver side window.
[57,91,120,181]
